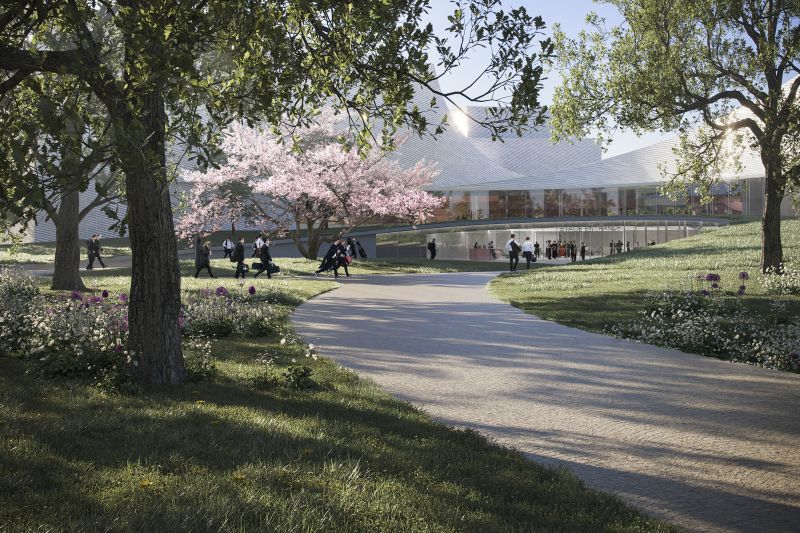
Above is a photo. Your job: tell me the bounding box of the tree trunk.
[50,189,87,291]
[119,86,186,385]
[761,171,784,273]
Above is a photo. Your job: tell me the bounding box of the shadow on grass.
[0,353,673,532]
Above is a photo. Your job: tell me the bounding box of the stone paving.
[292,272,800,533]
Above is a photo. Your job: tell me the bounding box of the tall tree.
[0,74,121,290]
[550,0,800,272]
[175,120,442,257]
[0,1,552,385]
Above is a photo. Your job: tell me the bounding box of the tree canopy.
[0,0,553,384]
[176,117,442,258]
[550,0,800,272]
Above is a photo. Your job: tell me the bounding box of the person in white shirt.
[252,234,265,257]
[505,233,521,271]
[222,236,234,259]
[521,236,535,269]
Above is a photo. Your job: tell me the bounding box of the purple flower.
[102,289,109,298]
[70,290,83,300]
[89,296,104,305]
[711,283,719,289]
[215,286,229,297]
[118,293,128,303]
[738,271,749,281]
[178,316,185,328]
[701,289,710,296]
[705,273,721,283]
[248,285,256,295]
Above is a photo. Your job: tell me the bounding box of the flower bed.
[608,271,800,372]
[0,270,291,389]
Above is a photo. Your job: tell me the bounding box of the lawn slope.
[490,218,800,332]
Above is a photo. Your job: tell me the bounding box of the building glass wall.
[376,219,718,261]
[430,177,772,223]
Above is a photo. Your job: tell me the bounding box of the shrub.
[26,293,131,379]
[182,286,286,338]
[183,336,217,382]
[608,272,800,372]
[762,264,800,295]
[0,267,40,356]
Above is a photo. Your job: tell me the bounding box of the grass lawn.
[489,218,800,332]
[0,270,673,531]
[0,238,132,265]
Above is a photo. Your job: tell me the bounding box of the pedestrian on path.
[505,234,520,271]
[522,236,535,269]
[234,237,248,279]
[86,234,106,270]
[333,240,351,278]
[316,240,339,276]
[222,236,234,259]
[428,239,437,260]
[194,238,216,278]
[580,242,586,261]
[253,239,274,278]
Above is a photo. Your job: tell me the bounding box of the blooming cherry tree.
[177,119,442,258]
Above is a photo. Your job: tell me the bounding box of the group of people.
[608,240,632,255]
[315,236,366,278]
[194,233,277,279]
[502,234,589,271]
[543,240,585,262]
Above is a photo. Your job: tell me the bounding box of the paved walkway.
[292,272,800,533]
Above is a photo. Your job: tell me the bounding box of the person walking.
[570,240,577,262]
[488,241,496,259]
[545,240,551,260]
[522,236,534,269]
[427,239,437,260]
[316,240,339,276]
[86,234,106,270]
[251,233,264,257]
[580,242,586,261]
[626,241,631,252]
[616,240,623,254]
[234,237,248,278]
[194,238,216,278]
[533,240,540,259]
[333,239,351,278]
[609,241,614,255]
[253,239,274,278]
[505,233,521,271]
[222,236,234,259]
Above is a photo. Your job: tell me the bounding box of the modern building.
[12,83,795,259]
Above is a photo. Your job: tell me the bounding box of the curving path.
[292,272,800,533]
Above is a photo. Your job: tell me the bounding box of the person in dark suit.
[427,239,437,260]
[315,240,339,276]
[570,240,577,262]
[253,239,273,278]
[194,238,216,278]
[86,234,106,269]
[580,242,586,261]
[234,237,247,278]
[333,240,351,278]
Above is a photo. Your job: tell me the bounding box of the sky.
[421,1,674,158]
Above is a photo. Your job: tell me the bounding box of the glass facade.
[376,219,720,260]
[430,178,771,223]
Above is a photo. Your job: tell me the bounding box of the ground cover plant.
[490,219,800,372]
[0,267,674,531]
